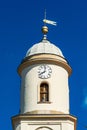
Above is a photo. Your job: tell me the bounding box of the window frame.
[37,82,51,104]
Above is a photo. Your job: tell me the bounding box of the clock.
[38,65,52,79]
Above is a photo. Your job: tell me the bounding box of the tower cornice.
[18,54,72,76]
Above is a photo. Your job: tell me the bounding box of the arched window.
[40,83,49,102]
[36,126,53,130]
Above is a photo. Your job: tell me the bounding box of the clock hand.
[40,70,46,74]
[40,66,46,74]
[44,65,46,71]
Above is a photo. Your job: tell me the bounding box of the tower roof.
[26,25,64,58]
[26,39,64,57]
[18,26,72,76]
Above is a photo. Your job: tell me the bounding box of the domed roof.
[26,39,64,57]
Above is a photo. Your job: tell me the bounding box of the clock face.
[38,65,52,79]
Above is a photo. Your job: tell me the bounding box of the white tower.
[12,25,77,130]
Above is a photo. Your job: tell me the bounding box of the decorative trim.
[27,122,61,125]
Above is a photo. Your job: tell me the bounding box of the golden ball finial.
[42,26,48,34]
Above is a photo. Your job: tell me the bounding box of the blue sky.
[0,0,87,130]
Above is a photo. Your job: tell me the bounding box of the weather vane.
[43,9,57,26]
[42,10,57,39]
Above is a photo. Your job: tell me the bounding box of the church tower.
[12,24,77,130]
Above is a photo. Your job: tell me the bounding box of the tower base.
[12,114,77,130]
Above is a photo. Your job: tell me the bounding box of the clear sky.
[0,0,87,130]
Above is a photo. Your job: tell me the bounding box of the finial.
[42,10,57,39]
[42,26,48,34]
[42,26,48,39]
[42,9,48,39]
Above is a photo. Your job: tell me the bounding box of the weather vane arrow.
[43,19,57,26]
[43,10,57,26]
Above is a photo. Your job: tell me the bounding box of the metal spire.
[42,9,48,40]
[44,9,46,25]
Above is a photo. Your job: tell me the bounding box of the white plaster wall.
[15,121,61,130]
[14,120,75,130]
[62,121,74,130]
[20,63,69,114]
